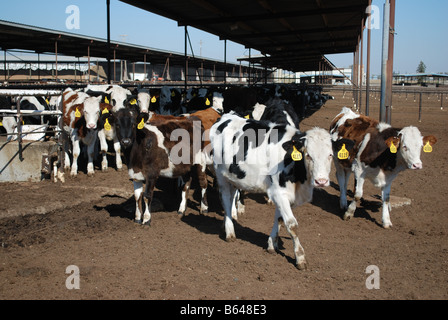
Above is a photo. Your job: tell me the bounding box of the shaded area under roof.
[0,19,245,74]
[120,0,370,72]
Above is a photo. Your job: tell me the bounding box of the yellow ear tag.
[0,121,2,126]
[104,118,111,131]
[75,108,81,118]
[104,96,110,104]
[338,144,349,160]
[102,108,109,115]
[46,98,50,105]
[205,98,211,106]
[130,99,137,105]
[423,141,433,153]
[244,115,250,119]
[291,146,302,162]
[151,96,157,103]
[137,118,145,130]
[171,91,176,97]
[390,142,397,154]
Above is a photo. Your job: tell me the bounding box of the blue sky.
[1,0,447,75]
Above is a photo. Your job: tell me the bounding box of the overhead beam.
[177,5,366,26]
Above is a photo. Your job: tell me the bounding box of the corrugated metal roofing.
[120,0,370,71]
[0,19,245,75]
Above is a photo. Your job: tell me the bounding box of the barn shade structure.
[120,0,371,72]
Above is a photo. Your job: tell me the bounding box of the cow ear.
[136,112,150,129]
[423,135,437,146]
[333,138,355,152]
[282,140,293,151]
[385,136,401,152]
[126,94,138,107]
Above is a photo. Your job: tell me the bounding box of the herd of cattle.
[0,84,437,270]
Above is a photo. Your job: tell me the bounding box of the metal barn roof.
[120,0,370,71]
[0,19,243,74]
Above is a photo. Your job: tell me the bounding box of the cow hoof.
[383,223,393,229]
[134,219,142,224]
[201,209,208,215]
[266,248,276,254]
[177,211,185,218]
[225,234,236,242]
[296,261,308,271]
[343,213,353,221]
[142,220,151,226]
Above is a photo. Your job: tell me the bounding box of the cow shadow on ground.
[311,181,382,227]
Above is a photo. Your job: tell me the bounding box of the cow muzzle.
[87,123,97,130]
[121,138,132,148]
[411,162,423,170]
[314,178,329,188]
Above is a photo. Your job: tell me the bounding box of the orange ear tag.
[338,144,349,160]
[291,146,302,162]
[423,141,433,153]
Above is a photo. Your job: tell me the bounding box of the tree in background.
[417,61,427,73]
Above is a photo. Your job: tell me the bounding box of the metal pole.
[366,0,372,116]
[55,40,58,80]
[386,0,396,124]
[107,0,111,84]
[248,48,251,86]
[380,0,390,123]
[184,26,188,92]
[224,39,227,85]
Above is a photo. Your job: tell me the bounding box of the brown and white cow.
[62,88,105,177]
[107,106,206,225]
[330,107,437,228]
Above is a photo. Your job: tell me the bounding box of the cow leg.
[344,176,365,221]
[98,129,109,172]
[142,178,156,225]
[133,181,144,224]
[196,164,209,214]
[381,183,393,228]
[237,190,245,216]
[177,174,192,217]
[334,162,351,210]
[270,194,307,270]
[267,208,282,253]
[86,137,96,177]
[113,138,123,171]
[70,135,80,177]
[217,175,237,241]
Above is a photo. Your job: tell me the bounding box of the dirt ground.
[1,88,447,301]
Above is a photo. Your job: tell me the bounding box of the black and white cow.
[85,84,136,172]
[210,113,353,270]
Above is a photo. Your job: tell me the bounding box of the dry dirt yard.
[0,88,447,301]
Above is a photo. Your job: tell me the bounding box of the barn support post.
[386,0,396,124]
[359,19,364,113]
[106,0,111,84]
[366,0,372,116]
[248,48,251,85]
[380,0,391,123]
[224,39,227,85]
[184,26,188,92]
[87,44,91,83]
[55,40,58,81]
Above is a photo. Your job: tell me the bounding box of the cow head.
[137,92,150,113]
[387,126,437,170]
[82,96,102,130]
[106,105,150,149]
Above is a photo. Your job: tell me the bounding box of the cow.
[106,105,206,225]
[209,113,353,270]
[61,88,107,177]
[330,107,437,228]
[85,84,136,172]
